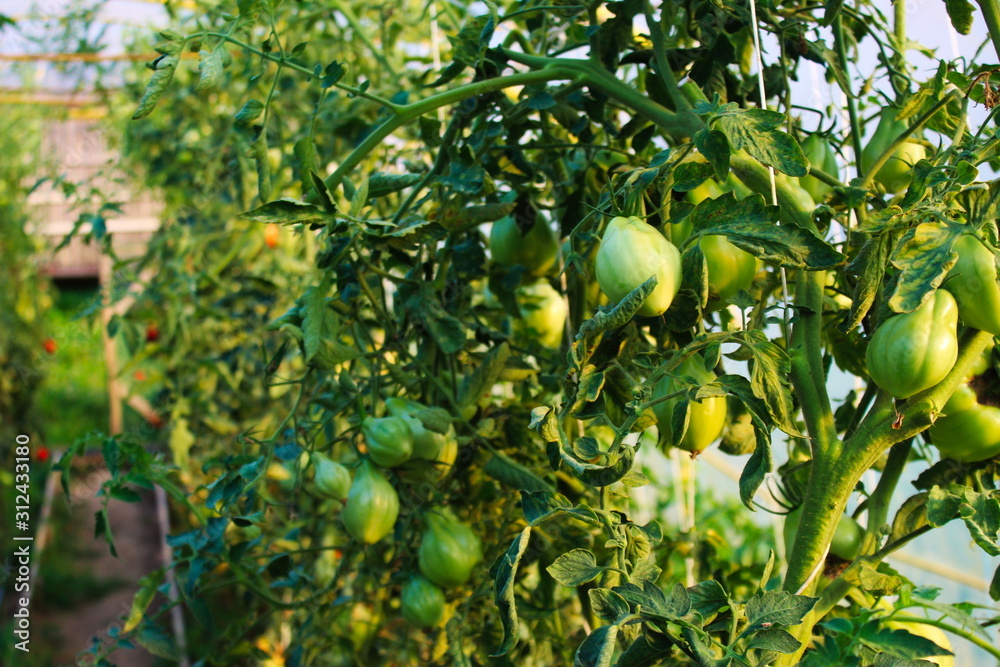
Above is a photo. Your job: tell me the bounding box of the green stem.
[974,0,1000,60]
[201,32,399,109]
[322,66,578,194]
[892,614,1000,661]
[860,92,961,190]
[859,439,911,555]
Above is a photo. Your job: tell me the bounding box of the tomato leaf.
[747,627,801,654]
[459,342,510,411]
[694,128,731,181]
[943,0,975,34]
[613,581,692,621]
[687,579,730,618]
[888,223,961,313]
[547,549,608,587]
[132,55,178,120]
[858,625,954,661]
[133,619,181,660]
[574,624,619,667]
[713,107,808,177]
[240,199,334,225]
[576,275,658,340]
[589,588,631,623]
[483,452,554,493]
[491,527,532,657]
[689,193,845,270]
[743,590,817,633]
[843,235,890,332]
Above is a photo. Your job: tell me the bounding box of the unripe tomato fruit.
[861,107,928,193]
[700,235,759,308]
[490,217,559,275]
[342,460,399,544]
[652,354,727,453]
[312,452,351,500]
[516,280,568,349]
[783,508,864,561]
[418,511,483,588]
[799,134,839,201]
[401,575,446,628]
[362,416,414,467]
[928,382,1000,462]
[595,216,682,317]
[866,290,958,399]
[385,397,454,461]
[942,234,1000,335]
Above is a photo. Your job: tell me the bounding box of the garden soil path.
[40,469,162,666]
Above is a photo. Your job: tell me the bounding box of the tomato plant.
[45,0,1000,664]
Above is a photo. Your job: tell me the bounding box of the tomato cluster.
[313,397,475,629]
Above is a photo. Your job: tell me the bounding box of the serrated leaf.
[888,223,961,313]
[459,342,510,410]
[688,580,729,618]
[689,194,844,269]
[547,549,608,587]
[743,590,817,632]
[747,627,801,654]
[714,108,808,176]
[859,625,954,661]
[589,588,631,623]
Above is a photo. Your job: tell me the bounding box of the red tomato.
[42,338,57,355]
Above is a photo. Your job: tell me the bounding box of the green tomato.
[515,279,569,349]
[362,416,414,467]
[799,134,839,201]
[418,511,483,588]
[385,397,454,461]
[861,107,928,193]
[312,452,352,500]
[928,383,1000,462]
[652,354,728,453]
[490,216,559,275]
[686,178,726,205]
[943,234,1000,335]
[866,290,959,399]
[700,234,760,308]
[401,575,446,628]
[595,216,682,317]
[516,279,568,348]
[783,508,864,561]
[342,460,399,544]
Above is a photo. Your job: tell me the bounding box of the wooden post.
[99,255,123,435]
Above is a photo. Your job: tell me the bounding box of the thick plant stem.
[976,0,1000,60]
[776,329,994,666]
